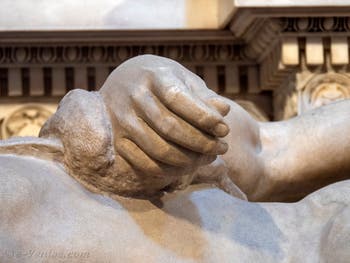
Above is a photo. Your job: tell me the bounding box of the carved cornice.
[0,43,247,67]
[234,15,350,91]
[240,18,282,61]
[0,30,250,67]
[230,6,350,38]
[0,29,262,112]
[0,30,239,44]
[235,17,350,61]
[281,17,350,34]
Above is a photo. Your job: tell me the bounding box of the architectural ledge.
[229,0,350,37]
[0,30,238,44]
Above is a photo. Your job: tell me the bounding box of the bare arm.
[38,55,350,201]
[221,98,350,202]
[258,100,350,201]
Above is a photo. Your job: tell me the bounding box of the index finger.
[151,79,229,137]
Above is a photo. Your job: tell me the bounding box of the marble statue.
[1,55,350,263]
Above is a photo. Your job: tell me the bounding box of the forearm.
[258,100,350,201]
[218,98,266,199]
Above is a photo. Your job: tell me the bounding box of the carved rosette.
[1,105,53,139]
[299,73,350,113]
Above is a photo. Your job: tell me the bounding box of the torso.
[0,154,349,263]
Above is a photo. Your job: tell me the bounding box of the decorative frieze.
[281,17,350,34]
[0,44,246,66]
[0,30,260,99]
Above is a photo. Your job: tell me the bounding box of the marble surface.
[1,55,350,262]
[0,152,349,262]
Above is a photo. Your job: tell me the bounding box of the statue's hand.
[100,55,230,178]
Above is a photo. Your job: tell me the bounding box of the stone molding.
[0,30,263,111]
[1,10,350,128]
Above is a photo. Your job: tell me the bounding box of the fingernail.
[220,103,230,117]
[217,141,228,154]
[214,123,229,137]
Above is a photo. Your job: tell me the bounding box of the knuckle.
[200,112,221,129]
[142,163,159,175]
[114,138,126,153]
[116,114,132,130]
[130,88,147,105]
[191,75,206,87]
[156,144,172,160]
[197,114,207,126]
[197,114,213,129]
[165,85,182,104]
[161,116,178,135]
[147,69,171,88]
[129,92,139,104]
[153,144,188,167]
[142,67,158,80]
[120,117,141,136]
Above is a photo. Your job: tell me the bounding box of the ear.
[39,89,115,180]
